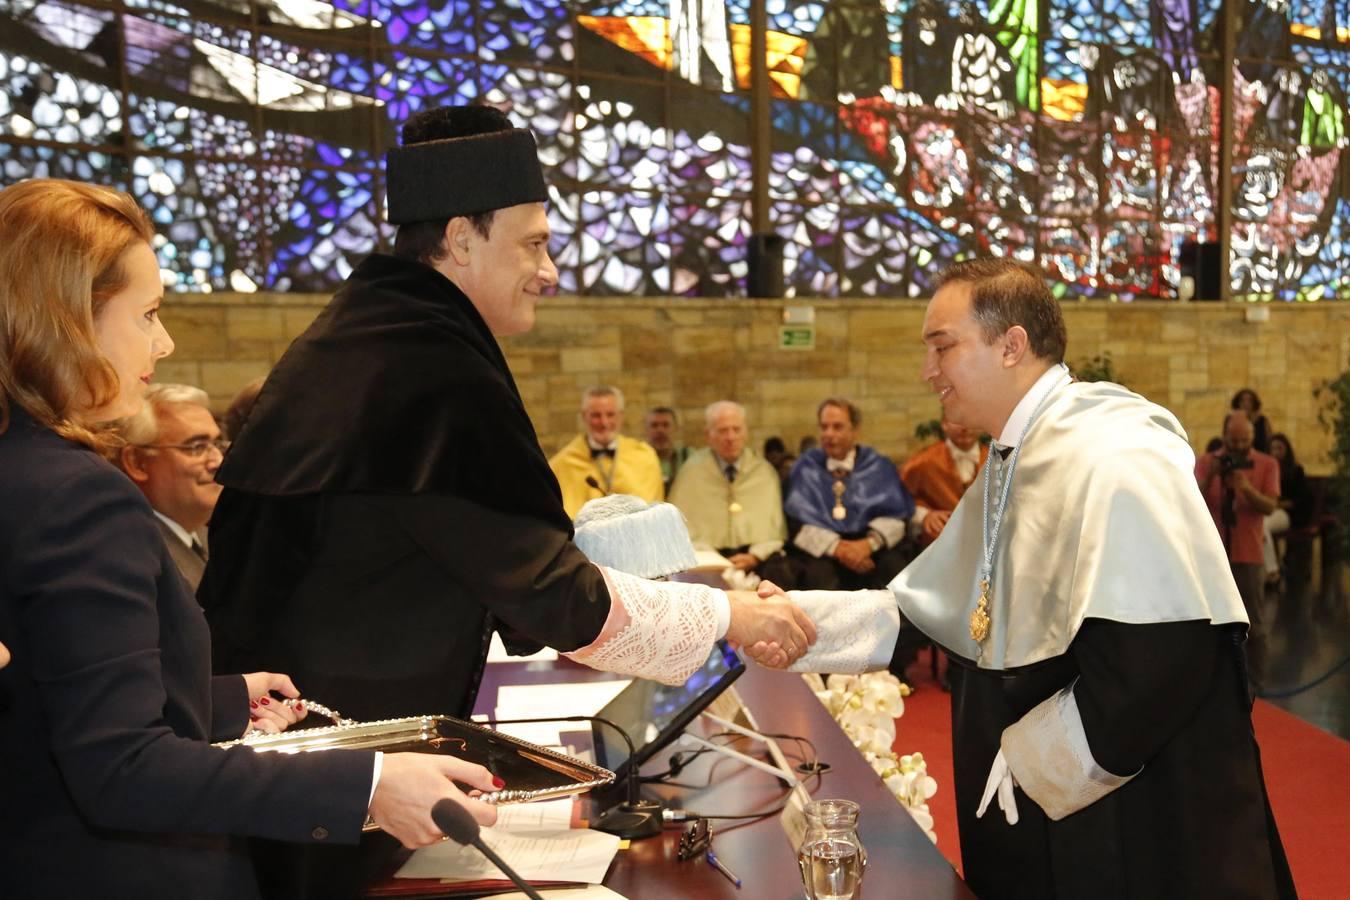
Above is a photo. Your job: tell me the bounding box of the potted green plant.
[1316,372,1350,556]
[1072,351,1126,386]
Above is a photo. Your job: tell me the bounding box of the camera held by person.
[1218,452,1255,475]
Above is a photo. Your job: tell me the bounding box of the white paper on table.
[493,680,632,722]
[487,632,559,664]
[494,798,575,832]
[472,717,566,750]
[477,679,630,749]
[394,826,621,884]
[490,886,628,900]
[690,548,733,572]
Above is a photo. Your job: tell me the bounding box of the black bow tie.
[590,446,616,459]
[995,445,1013,460]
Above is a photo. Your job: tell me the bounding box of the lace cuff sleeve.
[785,589,899,674]
[564,565,721,685]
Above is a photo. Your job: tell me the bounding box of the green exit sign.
[778,325,815,350]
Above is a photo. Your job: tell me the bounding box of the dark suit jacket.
[155,516,207,594]
[0,407,375,899]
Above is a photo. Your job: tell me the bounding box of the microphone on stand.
[485,715,664,840]
[431,798,545,900]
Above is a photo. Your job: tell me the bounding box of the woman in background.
[1269,434,1312,528]
[1263,432,1313,587]
[1230,388,1272,453]
[0,179,498,899]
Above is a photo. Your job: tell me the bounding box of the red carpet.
[892,650,1350,896]
[891,651,962,871]
[1251,700,1350,900]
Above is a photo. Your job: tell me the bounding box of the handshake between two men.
[723,581,817,669]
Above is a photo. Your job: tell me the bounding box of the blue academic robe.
[784,446,914,536]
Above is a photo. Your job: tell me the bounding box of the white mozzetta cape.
[791,380,1248,673]
[901,378,1250,669]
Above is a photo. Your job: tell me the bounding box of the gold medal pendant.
[831,479,847,521]
[969,578,991,642]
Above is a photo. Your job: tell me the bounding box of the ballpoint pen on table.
[705,849,742,889]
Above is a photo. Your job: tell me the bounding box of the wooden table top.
[477,659,973,900]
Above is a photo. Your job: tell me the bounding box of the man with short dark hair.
[644,405,691,492]
[549,385,664,516]
[117,383,225,592]
[755,258,1294,900]
[780,396,915,589]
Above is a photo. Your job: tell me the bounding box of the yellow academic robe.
[548,434,665,518]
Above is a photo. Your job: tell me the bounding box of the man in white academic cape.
[750,258,1295,900]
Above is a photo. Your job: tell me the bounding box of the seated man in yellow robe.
[549,385,664,517]
[668,401,788,581]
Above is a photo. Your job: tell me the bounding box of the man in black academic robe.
[204,108,808,724]
[200,106,813,898]
[202,252,607,722]
[756,259,1296,899]
[200,108,609,723]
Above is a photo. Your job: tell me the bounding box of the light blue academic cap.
[572,495,697,579]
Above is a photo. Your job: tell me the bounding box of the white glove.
[975,749,1020,825]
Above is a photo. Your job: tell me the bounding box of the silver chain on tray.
[282,697,350,726]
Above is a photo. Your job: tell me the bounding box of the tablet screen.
[592,640,745,779]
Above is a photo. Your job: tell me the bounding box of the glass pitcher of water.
[797,799,867,900]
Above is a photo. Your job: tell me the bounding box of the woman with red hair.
[0,179,499,899]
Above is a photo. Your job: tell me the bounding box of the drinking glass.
[797,799,866,900]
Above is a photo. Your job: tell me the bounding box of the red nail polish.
[250,701,258,709]
[492,776,505,789]
[259,697,270,705]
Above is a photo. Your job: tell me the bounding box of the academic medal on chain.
[726,466,743,514]
[831,478,847,521]
[971,365,1070,645]
[969,579,991,643]
[974,453,1014,645]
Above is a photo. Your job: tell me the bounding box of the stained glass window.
[1,0,1346,298]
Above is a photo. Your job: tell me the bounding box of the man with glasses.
[118,383,228,592]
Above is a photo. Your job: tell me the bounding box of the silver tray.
[215,714,614,828]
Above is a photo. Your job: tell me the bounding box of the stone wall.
[159,294,1350,474]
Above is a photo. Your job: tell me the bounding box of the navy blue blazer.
[0,407,375,899]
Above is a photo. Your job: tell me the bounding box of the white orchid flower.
[859,675,905,716]
[803,672,940,846]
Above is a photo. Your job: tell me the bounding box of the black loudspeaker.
[747,233,786,298]
[1178,239,1223,301]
